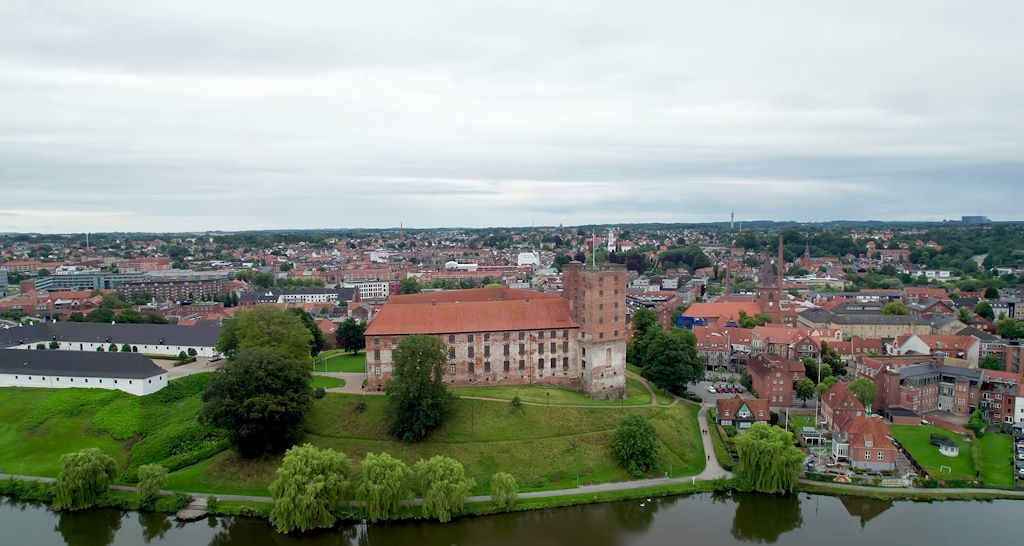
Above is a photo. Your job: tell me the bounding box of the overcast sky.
[1,1,1022,233]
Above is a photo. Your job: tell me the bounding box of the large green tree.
[974,301,995,321]
[384,335,454,442]
[820,341,845,376]
[639,327,703,394]
[849,377,877,410]
[980,355,1003,371]
[610,415,659,477]
[356,452,412,523]
[794,378,815,407]
[413,456,475,523]
[733,423,803,494]
[269,444,352,533]
[202,347,313,457]
[52,448,118,511]
[335,317,367,354]
[287,307,327,356]
[215,306,313,360]
[399,278,421,294]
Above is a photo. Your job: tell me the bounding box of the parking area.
[1016,439,1024,483]
[688,380,755,405]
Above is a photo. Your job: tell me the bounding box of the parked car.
[718,384,728,392]
[734,385,744,393]
[708,385,717,393]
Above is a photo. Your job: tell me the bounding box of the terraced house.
[364,263,628,398]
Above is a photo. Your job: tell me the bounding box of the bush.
[207,495,220,512]
[610,415,659,477]
[723,425,738,438]
[136,464,168,508]
[314,387,326,399]
[355,397,368,413]
[966,409,985,438]
[413,456,475,523]
[511,396,522,408]
[187,348,198,356]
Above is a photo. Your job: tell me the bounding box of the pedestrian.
[707,455,710,462]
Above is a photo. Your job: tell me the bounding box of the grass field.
[452,376,652,406]
[167,392,705,496]
[0,375,228,482]
[312,350,365,373]
[1,374,705,499]
[975,433,1014,488]
[311,376,346,389]
[891,425,976,480]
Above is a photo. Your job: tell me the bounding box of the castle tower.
[754,235,784,323]
[563,262,627,399]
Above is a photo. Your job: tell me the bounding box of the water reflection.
[139,511,173,543]
[730,492,803,544]
[838,497,893,528]
[55,508,123,546]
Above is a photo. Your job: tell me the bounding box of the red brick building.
[364,264,628,398]
[747,353,805,407]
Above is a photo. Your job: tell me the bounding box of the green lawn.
[976,433,1014,488]
[891,425,976,481]
[313,350,366,373]
[451,376,652,406]
[311,376,345,389]
[168,393,705,496]
[0,375,228,482]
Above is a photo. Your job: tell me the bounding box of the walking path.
[797,478,1024,498]
[313,371,370,394]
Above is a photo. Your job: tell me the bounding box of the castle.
[364,263,628,398]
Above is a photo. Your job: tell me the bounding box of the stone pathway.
[314,371,372,394]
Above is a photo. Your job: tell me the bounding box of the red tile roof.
[366,288,576,336]
[716,395,770,420]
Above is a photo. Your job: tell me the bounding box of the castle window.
[504,332,511,341]
[563,330,568,339]
[503,360,510,372]
[449,348,455,359]
[518,343,524,354]
[484,362,491,372]
[538,331,544,340]
[449,364,456,375]
[538,359,544,369]
[375,366,381,375]
[562,357,568,369]
[484,333,490,342]
[374,338,380,345]
[519,359,525,370]
[550,330,556,339]
[484,346,490,357]
[550,342,556,353]
[614,330,619,337]
[449,335,455,343]
[391,337,397,345]
[468,347,474,358]
[518,331,524,340]
[599,290,604,296]
[550,358,556,369]
[468,334,474,342]
[374,350,380,361]
[504,345,510,356]
[539,344,545,355]
[563,342,568,352]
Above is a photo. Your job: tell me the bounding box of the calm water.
[3,492,1023,546]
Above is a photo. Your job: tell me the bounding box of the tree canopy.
[849,377,877,410]
[610,415,659,477]
[202,347,313,457]
[974,301,995,321]
[794,378,815,407]
[287,307,327,356]
[269,444,352,533]
[356,452,412,523]
[881,302,908,316]
[53,448,118,511]
[384,335,454,442]
[136,464,167,509]
[215,306,313,360]
[635,327,704,394]
[413,456,475,523]
[490,472,519,509]
[734,423,803,494]
[335,317,367,354]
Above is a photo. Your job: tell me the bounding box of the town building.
[715,395,770,431]
[895,334,980,366]
[363,264,628,398]
[0,322,221,357]
[746,353,805,407]
[0,350,167,395]
[821,381,897,471]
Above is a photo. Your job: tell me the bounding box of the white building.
[344,281,390,300]
[517,252,540,267]
[0,322,221,358]
[0,350,168,395]
[444,261,479,272]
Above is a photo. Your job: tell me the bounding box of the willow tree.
[356,452,412,522]
[490,472,519,509]
[52,448,118,511]
[733,423,803,494]
[268,444,352,533]
[413,455,476,523]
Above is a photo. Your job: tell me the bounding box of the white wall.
[0,372,167,395]
[12,342,216,357]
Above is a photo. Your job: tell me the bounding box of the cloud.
[0,0,1021,232]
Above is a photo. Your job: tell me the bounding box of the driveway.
[154,357,226,379]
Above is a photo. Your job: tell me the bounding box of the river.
[2,492,1022,546]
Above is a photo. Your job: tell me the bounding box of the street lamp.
[546,391,550,407]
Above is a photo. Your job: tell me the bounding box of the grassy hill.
[0,376,704,497]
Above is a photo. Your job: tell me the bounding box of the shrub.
[723,425,738,438]
[610,414,659,477]
[187,348,198,356]
[207,495,220,512]
[36,343,46,350]
[314,387,326,399]
[136,464,168,509]
[511,396,522,408]
[355,397,368,413]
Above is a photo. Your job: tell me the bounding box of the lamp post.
[546,391,550,407]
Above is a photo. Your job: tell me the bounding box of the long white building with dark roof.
[0,350,168,395]
[0,322,221,357]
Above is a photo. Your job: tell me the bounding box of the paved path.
[797,478,1024,498]
[314,371,371,394]
[156,358,225,380]
[697,404,729,479]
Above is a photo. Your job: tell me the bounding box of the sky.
[1,0,1022,233]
